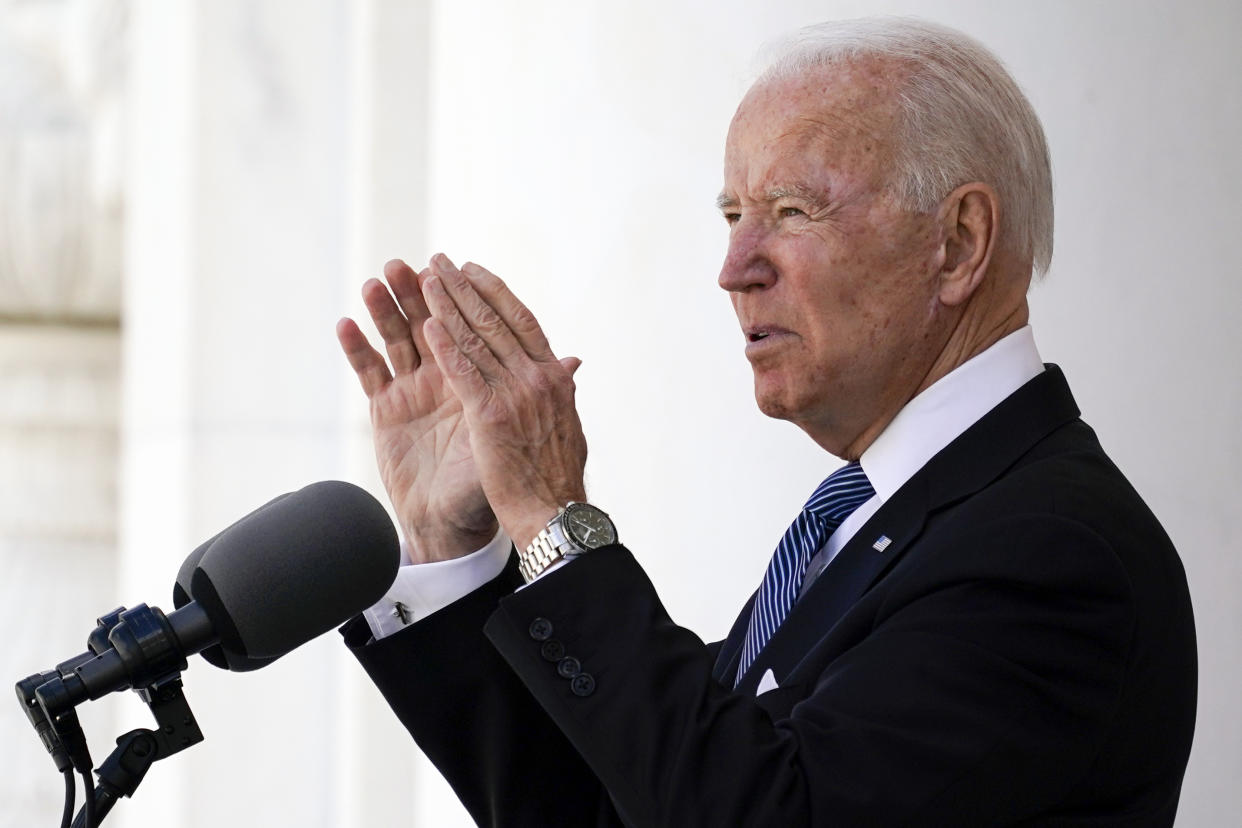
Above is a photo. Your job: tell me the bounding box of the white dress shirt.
[365,326,1045,641]
[799,325,1044,594]
[363,528,512,639]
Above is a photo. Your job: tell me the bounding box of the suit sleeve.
[342,555,624,827]
[483,513,1136,827]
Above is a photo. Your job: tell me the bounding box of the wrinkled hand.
[337,259,497,562]
[420,254,587,552]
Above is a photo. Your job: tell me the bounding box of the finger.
[336,316,393,397]
[560,356,582,376]
[429,254,528,366]
[362,277,419,374]
[422,315,493,409]
[422,273,507,381]
[383,259,432,357]
[460,261,556,362]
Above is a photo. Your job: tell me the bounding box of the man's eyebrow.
[715,184,826,211]
[765,184,825,203]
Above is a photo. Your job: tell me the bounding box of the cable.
[79,769,96,828]
[60,769,74,828]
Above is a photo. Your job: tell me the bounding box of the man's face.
[718,61,949,458]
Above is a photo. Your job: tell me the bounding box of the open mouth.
[746,325,789,344]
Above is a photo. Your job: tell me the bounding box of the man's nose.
[718,225,776,293]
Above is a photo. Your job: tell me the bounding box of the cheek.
[862,231,942,322]
[783,222,937,344]
[829,266,938,365]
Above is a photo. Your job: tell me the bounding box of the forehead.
[724,59,902,196]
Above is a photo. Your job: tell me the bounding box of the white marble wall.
[0,0,125,320]
[1,1,126,826]
[0,325,120,827]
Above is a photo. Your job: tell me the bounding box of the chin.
[752,374,839,446]
[752,377,799,423]
[756,399,791,422]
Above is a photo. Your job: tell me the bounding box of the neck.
[827,295,1030,462]
[918,300,1030,398]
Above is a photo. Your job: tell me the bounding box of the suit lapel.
[712,591,755,684]
[732,365,1082,695]
[736,476,931,695]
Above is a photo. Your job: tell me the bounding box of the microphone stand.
[17,604,207,828]
[70,672,203,828]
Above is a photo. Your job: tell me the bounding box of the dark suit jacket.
[342,366,1196,827]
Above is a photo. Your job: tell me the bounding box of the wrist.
[403,518,500,564]
[498,486,586,555]
[507,507,562,556]
[516,501,618,583]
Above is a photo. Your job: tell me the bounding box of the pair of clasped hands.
[336,254,588,564]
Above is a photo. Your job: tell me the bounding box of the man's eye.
[779,206,806,218]
[723,212,741,225]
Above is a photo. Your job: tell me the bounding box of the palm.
[338,262,497,562]
[370,360,492,550]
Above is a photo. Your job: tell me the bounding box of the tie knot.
[803,461,874,524]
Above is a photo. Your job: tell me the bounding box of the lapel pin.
[872,535,892,552]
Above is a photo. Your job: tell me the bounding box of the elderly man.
[337,18,1196,827]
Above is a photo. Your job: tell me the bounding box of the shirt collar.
[860,326,1044,503]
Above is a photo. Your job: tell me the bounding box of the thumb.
[560,356,583,376]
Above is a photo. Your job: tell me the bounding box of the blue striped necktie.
[735,461,875,687]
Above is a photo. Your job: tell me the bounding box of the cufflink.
[391,601,411,625]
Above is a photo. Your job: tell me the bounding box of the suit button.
[556,657,581,679]
[528,618,553,641]
[540,640,566,661]
[570,673,596,697]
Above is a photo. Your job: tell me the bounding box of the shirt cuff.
[362,528,511,640]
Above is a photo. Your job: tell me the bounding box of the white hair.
[757,17,1054,276]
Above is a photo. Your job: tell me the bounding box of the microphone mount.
[69,670,204,828]
[15,479,401,826]
[16,604,207,827]
[34,602,214,720]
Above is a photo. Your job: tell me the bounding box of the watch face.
[563,504,617,549]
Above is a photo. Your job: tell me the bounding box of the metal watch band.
[518,524,565,583]
[518,503,616,583]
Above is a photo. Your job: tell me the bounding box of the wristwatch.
[518,502,618,583]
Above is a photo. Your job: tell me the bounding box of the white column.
[334,1,434,826]
[119,1,395,825]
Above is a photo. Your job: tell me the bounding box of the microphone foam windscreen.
[190,481,399,664]
[174,492,291,670]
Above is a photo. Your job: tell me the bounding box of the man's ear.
[937,182,998,307]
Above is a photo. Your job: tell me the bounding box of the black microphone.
[170,492,290,672]
[35,481,399,718]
